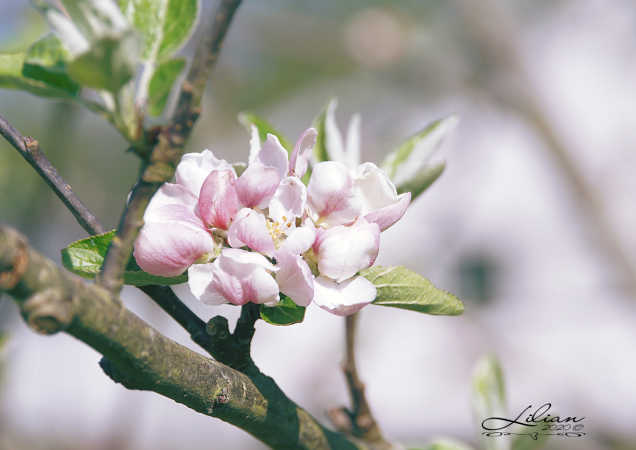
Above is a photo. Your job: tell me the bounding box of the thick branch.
[98,0,243,294]
[329,313,389,448]
[0,113,104,235]
[0,226,358,449]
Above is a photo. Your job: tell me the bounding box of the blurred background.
[2,0,636,449]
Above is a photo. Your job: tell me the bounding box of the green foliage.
[61,230,187,286]
[396,162,446,198]
[472,355,509,450]
[311,101,330,163]
[22,34,80,96]
[382,115,458,197]
[239,112,292,151]
[260,295,306,326]
[68,32,140,93]
[418,439,475,450]
[147,58,185,115]
[119,0,199,61]
[361,266,464,315]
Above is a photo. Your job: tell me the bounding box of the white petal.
[325,99,345,163]
[268,176,307,225]
[219,248,277,273]
[312,276,376,316]
[256,134,289,179]
[344,113,361,168]
[244,267,280,304]
[354,162,399,214]
[144,183,197,222]
[280,223,316,255]
[315,219,380,282]
[248,125,261,165]
[275,251,314,307]
[307,161,362,225]
[227,208,276,256]
[187,263,228,305]
[175,150,233,197]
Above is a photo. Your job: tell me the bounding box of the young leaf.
[0,53,75,98]
[61,230,186,286]
[361,266,464,315]
[396,162,446,200]
[22,34,80,96]
[381,115,458,187]
[421,439,475,450]
[260,295,306,326]
[472,355,510,450]
[119,0,199,61]
[67,32,140,93]
[238,112,292,151]
[311,101,330,163]
[147,58,185,116]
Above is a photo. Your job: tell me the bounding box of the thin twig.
[0,114,104,235]
[98,0,243,295]
[329,313,390,447]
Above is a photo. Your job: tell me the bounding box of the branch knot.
[21,287,73,335]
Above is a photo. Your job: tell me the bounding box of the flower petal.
[134,217,215,277]
[243,267,280,305]
[268,176,307,226]
[364,192,411,231]
[197,169,240,229]
[219,247,277,273]
[325,99,345,163]
[227,209,276,256]
[312,275,376,316]
[275,250,314,307]
[144,183,197,223]
[175,149,233,197]
[344,114,361,169]
[307,161,361,226]
[314,218,380,282]
[354,162,399,213]
[187,262,229,305]
[235,164,280,209]
[280,222,316,255]
[255,133,288,179]
[289,127,317,177]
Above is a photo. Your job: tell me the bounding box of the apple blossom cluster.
[133,125,410,316]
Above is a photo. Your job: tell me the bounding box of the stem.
[0,113,104,235]
[0,226,358,450]
[98,0,243,295]
[329,313,389,448]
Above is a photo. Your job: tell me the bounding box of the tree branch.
[0,226,359,450]
[329,313,390,448]
[0,113,104,235]
[98,0,243,294]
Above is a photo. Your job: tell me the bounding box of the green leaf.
[22,34,80,96]
[381,115,458,186]
[119,0,199,61]
[260,295,306,326]
[396,162,445,200]
[312,101,330,163]
[147,58,185,115]
[361,266,464,315]
[238,112,292,152]
[420,439,475,450]
[61,230,187,286]
[0,52,75,98]
[472,355,508,450]
[68,31,140,93]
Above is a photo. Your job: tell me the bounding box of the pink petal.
[227,208,275,256]
[219,247,277,272]
[175,150,233,197]
[314,218,380,282]
[307,161,362,226]
[242,267,280,305]
[256,134,288,178]
[144,183,197,223]
[275,250,314,307]
[197,169,240,229]
[134,216,215,277]
[354,162,399,213]
[235,164,281,209]
[364,192,411,231]
[312,275,376,316]
[289,127,317,177]
[268,176,306,226]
